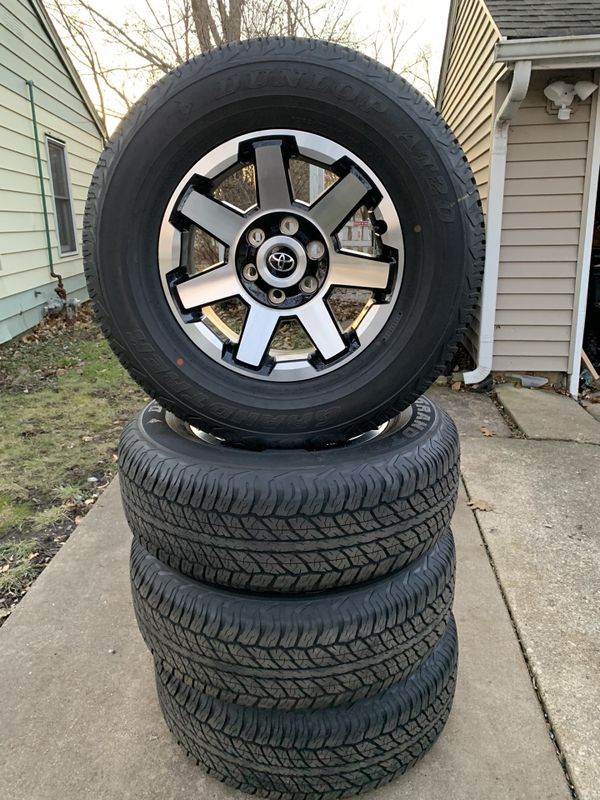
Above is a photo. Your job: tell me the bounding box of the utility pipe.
[463,59,532,384]
[26,79,66,300]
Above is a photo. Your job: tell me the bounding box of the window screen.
[47,138,77,255]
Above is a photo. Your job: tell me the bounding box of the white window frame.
[45,135,78,257]
[568,69,600,396]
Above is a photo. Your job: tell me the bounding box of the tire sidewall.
[128,394,451,476]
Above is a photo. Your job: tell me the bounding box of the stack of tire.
[84,38,483,799]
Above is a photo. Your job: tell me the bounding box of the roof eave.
[437,0,503,109]
[495,34,600,69]
[29,0,107,141]
[435,0,457,108]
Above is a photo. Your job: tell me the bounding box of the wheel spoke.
[254,141,291,210]
[176,263,239,309]
[177,189,244,246]
[235,304,280,366]
[310,171,370,234]
[297,300,346,361]
[329,252,391,290]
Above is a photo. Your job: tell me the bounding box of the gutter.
[463,60,532,385]
[26,79,66,300]
[495,34,600,67]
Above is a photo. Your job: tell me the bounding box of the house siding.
[438,0,506,356]
[492,69,593,373]
[0,0,103,342]
[440,0,505,214]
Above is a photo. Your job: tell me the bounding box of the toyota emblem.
[268,251,296,273]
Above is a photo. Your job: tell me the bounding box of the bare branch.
[50,0,431,133]
[404,45,437,104]
[78,0,175,72]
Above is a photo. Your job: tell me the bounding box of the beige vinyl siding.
[492,70,593,373]
[0,0,103,341]
[440,0,505,214]
[438,0,504,358]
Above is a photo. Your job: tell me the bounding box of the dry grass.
[0,304,146,621]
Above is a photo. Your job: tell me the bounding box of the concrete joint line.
[460,474,579,799]
[491,395,600,447]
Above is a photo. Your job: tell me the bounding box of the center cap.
[267,249,296,275]
[255,235,308,289]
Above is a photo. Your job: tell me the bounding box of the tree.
[371,6,420,74]
[371,8,437,105]
[48,0,360,129]
[49,0,438,130]
[404,45,437,105]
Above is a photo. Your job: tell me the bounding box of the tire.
[131,529,455,711]
[84,37,484,449]
[119,395,459,594]
[155,615,458,800]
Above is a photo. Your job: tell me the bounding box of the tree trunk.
[191,0,221,50]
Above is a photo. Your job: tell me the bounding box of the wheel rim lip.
[162,402,418,450]
[168,413,394,451]
[158,128,405,382]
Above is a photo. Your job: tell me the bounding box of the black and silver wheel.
[159,129,403,381]
[85,38,484,448]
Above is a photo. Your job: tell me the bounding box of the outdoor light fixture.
[544,79,599,120]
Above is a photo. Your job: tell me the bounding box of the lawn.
[0,304,146,623]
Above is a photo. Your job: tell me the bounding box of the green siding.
[0,0,103,340]
[0,272,89,344]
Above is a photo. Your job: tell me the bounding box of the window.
[46,137,77,255]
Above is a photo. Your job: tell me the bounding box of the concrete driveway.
[430,383,600,800]
[0,384,596,800]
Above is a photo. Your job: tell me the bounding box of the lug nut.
[268,288,286,305]
[243,263,258,281]
[300,276,318,294]
[306,240,325,260]
[247,228,265,247]
[280,216,299,235]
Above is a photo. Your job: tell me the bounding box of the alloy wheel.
[158,130,404,381]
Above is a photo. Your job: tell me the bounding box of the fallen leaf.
[451,381,462,392]
[467,499,494,512]
[82,435,92,442]
[0,564,9,573]
[480,426,496,437]
[74,516,83,525]
[27,552,39,561]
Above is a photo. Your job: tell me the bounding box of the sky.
[350,0,451,69]
[56,0,452,130]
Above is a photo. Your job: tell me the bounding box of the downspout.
[463,59,532,384]
[26,79,66,301]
